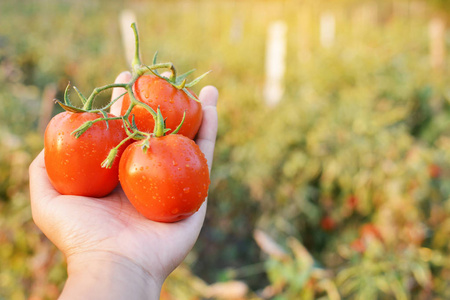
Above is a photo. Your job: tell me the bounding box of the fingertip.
[29,149,60,205]
[115,71,132,84]
[111,71,131,116]
[29,149,44,175]
[199,86,218,107]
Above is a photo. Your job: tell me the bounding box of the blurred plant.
[254,230,340,300]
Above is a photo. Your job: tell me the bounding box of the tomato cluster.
[44,23,210,223]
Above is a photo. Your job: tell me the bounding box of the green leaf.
[185,70,211,88]
[411,262,431,287]
[171,111,186,135]
[64,82,72,106]
[71,120,93,138]
[176,69,196,83]
[182,88,200,102]
[73,86,87,104]
[172,79,186,90]
[55,99,86,113]
[100,110,109,129]
[152,51,160,75]
[141,139,150,153]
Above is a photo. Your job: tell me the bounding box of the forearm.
[60,252,162,300]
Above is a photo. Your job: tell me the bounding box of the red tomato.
[120,74,203,139]
[44,112,129,197]
[347,195,358,209]
[320,216,336,231]
[428,163,441,179]
[360,224,383,242]
[119,134,210,222]
[350,238,366,253]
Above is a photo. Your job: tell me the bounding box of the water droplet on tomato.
[183,187,190,194]
[172,160,178,166]
[185,157,191,161]
[171,208,179,214]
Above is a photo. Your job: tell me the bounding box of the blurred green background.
[1,0,450,299]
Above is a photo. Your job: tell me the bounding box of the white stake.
[429,16,446,71]
[320,12,335,48]
[264,21,287,107]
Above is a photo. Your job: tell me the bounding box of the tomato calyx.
[102,106,186,168]
[143,52,211,103]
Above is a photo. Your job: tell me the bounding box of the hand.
[29,71,218,299]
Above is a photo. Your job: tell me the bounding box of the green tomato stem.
[125,85,157,119]
[131,23,142,69]
[101,132,138,169]
[83,83,128,111]
[153,107,165,137]
[71,116,122,138]
[94,92,127,112]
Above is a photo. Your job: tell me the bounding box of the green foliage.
[1,0,450,299]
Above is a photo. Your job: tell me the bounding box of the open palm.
[29,72,218,289]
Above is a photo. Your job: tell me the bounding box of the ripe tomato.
[119,134,210,222]
[120,74,203,139]
[350,238,366,253]
[44,112,129,197]
[360,224,383,242]
[320,216,336,231]
[428,163,441,178]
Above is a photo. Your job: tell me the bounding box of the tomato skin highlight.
[44,112,129,197]
[120,74,203,139]
[119,135,210,223]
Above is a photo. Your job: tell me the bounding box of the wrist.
[61,251,162,300]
